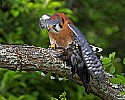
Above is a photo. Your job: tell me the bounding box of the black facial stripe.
[62,18,64,24]
[59,23,62,28]
[53,27,58,32]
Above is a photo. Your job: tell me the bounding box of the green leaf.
[116,75,125,84]
[109,52,116,60]
[101,57,111,65]
[9,95,18,100]
[103,62,112,68]
[110,78,122,84]
[123,58,125,65]
[59,92,66,100]
[51,97,58,100]
[0,95,7,100]
[61,98,66,100]
[48,1,64,8]
[104,27,113,35]
[109,65,115,74]
[120,91,125,95]
[57,8,73,14]
[10,9,20,17]
[117,75,125,80]
[18,95,27,100]
[112,26,119,32]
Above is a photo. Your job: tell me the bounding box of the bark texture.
[0,44,125,100]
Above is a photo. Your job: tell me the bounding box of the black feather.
[68,41,90,94]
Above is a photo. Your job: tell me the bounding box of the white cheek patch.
[55,23,62,31]
[49,23,62,33]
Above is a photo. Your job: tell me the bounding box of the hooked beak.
[47,24,53,31]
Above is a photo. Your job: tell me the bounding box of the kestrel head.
[39,12,73,33]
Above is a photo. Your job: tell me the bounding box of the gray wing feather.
[68,24,104,78]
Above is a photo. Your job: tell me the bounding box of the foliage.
[51,91,66,100]
[101,52,123,80]
[110,75,125,85]
[0,0,125,100]
[102,53,125,95]
[101,52,122,74]
[0,68,100,100]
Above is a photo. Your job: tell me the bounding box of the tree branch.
[0,44,125,99]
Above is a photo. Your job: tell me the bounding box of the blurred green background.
[0,0,125,100]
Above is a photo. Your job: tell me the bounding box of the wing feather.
[68,24,104,78]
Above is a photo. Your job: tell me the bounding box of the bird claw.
[74,44,79,49]
[49,43,57,49]
[69,43,79,50]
